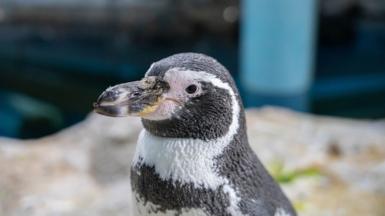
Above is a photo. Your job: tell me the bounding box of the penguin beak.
[93,76,169,117]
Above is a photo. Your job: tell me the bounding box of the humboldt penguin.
[94,53,296,216]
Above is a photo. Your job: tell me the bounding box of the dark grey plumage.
[130,53,297,216]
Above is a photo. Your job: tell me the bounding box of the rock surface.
[0,107,384,216]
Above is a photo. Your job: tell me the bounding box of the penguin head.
[94,53,242,140]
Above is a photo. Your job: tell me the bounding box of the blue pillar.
[240,0,317,111]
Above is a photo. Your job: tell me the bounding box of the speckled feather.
[131,53,296,216]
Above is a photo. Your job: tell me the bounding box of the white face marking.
[141,68,206,121]
[133,70,244,215]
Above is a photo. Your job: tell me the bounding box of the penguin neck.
[132,128,244,189]
[132,93,248,189]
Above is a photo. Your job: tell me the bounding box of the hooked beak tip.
[93,77,166,117]
[93,102,100,109]
[92,89,128,117]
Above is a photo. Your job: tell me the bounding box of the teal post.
[240,0,318,110]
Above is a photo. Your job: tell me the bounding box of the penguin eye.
[185,84,197,94]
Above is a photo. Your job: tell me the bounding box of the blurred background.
[0,0,384,139]
[0,1,384,216]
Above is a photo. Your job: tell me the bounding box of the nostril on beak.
[93,102,99,108]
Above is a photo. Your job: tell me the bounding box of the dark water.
[0,20,384,139]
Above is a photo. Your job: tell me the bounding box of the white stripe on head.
[141,67,236,121]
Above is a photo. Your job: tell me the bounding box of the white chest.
[132,130,245,216]
[132,129,230,189]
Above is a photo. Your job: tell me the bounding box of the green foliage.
[268,160,321,184]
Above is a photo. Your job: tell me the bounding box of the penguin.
[94,53,296,216]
